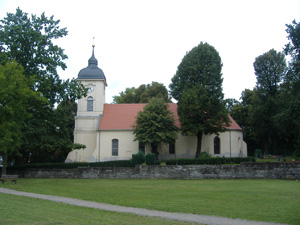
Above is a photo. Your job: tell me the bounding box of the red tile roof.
[98,103,242,131]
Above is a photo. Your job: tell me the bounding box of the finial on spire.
[92,36,95,47]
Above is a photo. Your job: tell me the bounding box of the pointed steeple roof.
[78,45,107,84]
[88,45,98,66]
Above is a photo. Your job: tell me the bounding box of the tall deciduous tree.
[133,98,178,159]
[277,20,300,156]
[0,8,86,163]
[252,49,286,154]
[113,81,171,103]
[0,61,45,174]
[169,42,230,158]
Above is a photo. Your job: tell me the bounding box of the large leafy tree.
[113,81,171,103]
[0,8,86,163]
[276,20,300,156]
[252,49,286,154]
[230,89,259,156]
[170,42,230,158]
[133,98,178,159]
[0,61,45,174]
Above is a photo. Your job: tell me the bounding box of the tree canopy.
[230,21,300,157]
[133,98,178,158]
[170,42,230,158]
[0,61,45,174]
[251,49,287,154]
[0,8,86,164]
[113,81,171,103]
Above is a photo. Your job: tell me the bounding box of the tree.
[0,61,45,174]
[230,89,258,156]
[169,42,230,158]
[224,98,240,113]
[284,20,300,81]
[133,98,178,159]
[276,20,300,156]
[0,8,86,163]
[252,49,286,154]
[113,81,171,103]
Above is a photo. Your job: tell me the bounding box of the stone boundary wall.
[10,162,300,180]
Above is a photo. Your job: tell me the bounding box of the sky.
[1,0,300,103]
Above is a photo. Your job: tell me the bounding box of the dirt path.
[0,187,286,225]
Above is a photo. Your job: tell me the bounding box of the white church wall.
[65,116,99,162]
[158,130,246,160]
[99,130,139,161]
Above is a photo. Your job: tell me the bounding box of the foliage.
[0,61,45,174]
[113,81,171,103]
[198,152,211,158]
[169,42,230,158]
[165,157,255,165]
[131,150,145,165]
[224,98,240,113]
[230,89,258,156]
[284,20,300,81]
[133,98,178,158]
[145,153,156,165]
[7,160,134,170]
[252,49,287,155]
[0,8,87,164]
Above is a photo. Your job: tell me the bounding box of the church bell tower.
[77,45,107,116]
[66,45,107,162]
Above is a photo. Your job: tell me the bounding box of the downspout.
[97,114,102,162]
[230,130,232,157]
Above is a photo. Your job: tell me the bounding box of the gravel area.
[0,187,286,225]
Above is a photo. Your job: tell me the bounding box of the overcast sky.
[1,0,300,103]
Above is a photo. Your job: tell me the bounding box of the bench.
[0,175,18,184]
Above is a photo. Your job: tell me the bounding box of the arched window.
[87,97,93,111]
[112,139,119,156]
[214,136,220,154]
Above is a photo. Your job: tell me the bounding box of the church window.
[214,136,220,154]
[87,97,93,111]
[169,143,175,154]
[112,139,119,156]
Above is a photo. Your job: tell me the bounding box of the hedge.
[166,157,255,165]
[6,157,254,170]
[7,160,134,171]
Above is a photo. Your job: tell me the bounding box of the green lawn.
[0,193,194,225]
[1,179,300,224]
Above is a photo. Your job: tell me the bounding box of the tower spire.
[88,39,97,66]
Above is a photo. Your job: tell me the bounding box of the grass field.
[1,179,300,224]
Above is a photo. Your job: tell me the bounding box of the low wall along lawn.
[10,162,300,180]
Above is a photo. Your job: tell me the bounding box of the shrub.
[136,150,145,164]
[165,157,255,165]
[131,150,146,166]
[7,160,134,171]
[198,152,211,158]
[145,153,156,165]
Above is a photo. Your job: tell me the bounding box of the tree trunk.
[195,132,203,158]
[264,136,269,155]
[151,143,159,160]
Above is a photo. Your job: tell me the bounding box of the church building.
[65,46,247,163]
